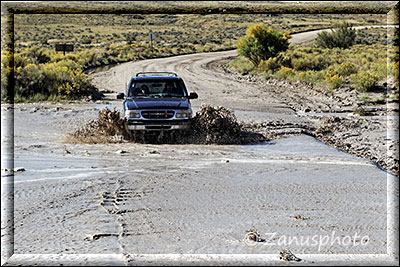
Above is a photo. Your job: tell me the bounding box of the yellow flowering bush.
[350,71,379,92]
[275,66,295,80]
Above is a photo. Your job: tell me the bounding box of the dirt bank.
[209,58,399,176]
[315,116,398,176]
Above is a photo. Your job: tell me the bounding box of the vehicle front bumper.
[125,119,190,131]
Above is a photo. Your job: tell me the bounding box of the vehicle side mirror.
[188,92,198,99]
[116,93,125,99]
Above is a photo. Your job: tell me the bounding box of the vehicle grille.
[145,126,172,130]
[141,110,175,119]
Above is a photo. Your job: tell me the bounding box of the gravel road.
[1,27,398,266]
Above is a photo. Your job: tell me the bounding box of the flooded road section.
[2,27,398,264]
[1,102,393,266]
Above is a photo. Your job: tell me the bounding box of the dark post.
[149,31,153,51]
[149,31,156,52]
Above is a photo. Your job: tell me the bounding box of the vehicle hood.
[125,97,190,110]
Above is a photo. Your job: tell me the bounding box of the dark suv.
[117,72,198,132]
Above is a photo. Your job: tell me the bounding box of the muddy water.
[1,103,391,261]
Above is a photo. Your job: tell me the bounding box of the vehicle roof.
[130,75,183,81]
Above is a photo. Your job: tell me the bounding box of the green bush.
[296,70,325,85]
[291,55,330,71]
[229,42,394,92]
[315,22,357,49]
[237,23,291,66]
[125,33,137,44]
[323,62,358,89]
[81,36,93,44]
[275,66,295,80]
[14,58,94,101]
[228,56,254,73]
[335,62,357,76]
[325,73,345,89]
[258,53,292,73]
[24,45,51,64]
[326,62,357,78]
[259,57,281,72]
[350,71,379,92]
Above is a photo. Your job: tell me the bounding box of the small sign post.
[149,32,156,51]
[55,44,74,55]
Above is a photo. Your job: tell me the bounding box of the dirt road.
[2,27,398,265]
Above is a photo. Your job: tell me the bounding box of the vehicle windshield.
[128,79,186,98]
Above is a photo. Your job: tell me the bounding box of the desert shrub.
[296,70,325,85]
[125,32,137,44]
[1,52,12,102]
[24,45,51,64]
[324,62,358,89]
[291,54,330,71]
[81,36,93,44]
[228,56,254,73]
[14,53,28,69]
[237,23,291,66]
[14,63,45,97]
[335,62,357,76]
[326,62,357,78]
[200,43,218,53]
[350,71,379,92]
[230,41,393,90]
[275,66,295,80]
[325,65,345,88]
[14,59,94,101]
[64,53,78,62]
[325,73,345,89]
[259,57,281,73]
[315,22,357,49]
[258,53,292,73]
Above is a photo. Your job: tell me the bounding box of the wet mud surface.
[2,29,399,265]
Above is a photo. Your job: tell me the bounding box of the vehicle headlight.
[125,110,140,119]
[175,109,192,119]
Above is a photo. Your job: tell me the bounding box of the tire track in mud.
[14,176,120,254]
[94,157,386,255]
[95,176,132,260]
[95,174,181,261]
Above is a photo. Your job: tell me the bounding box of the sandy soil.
[1,28,399,266]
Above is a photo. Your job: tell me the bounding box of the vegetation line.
[4,1,396,15]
